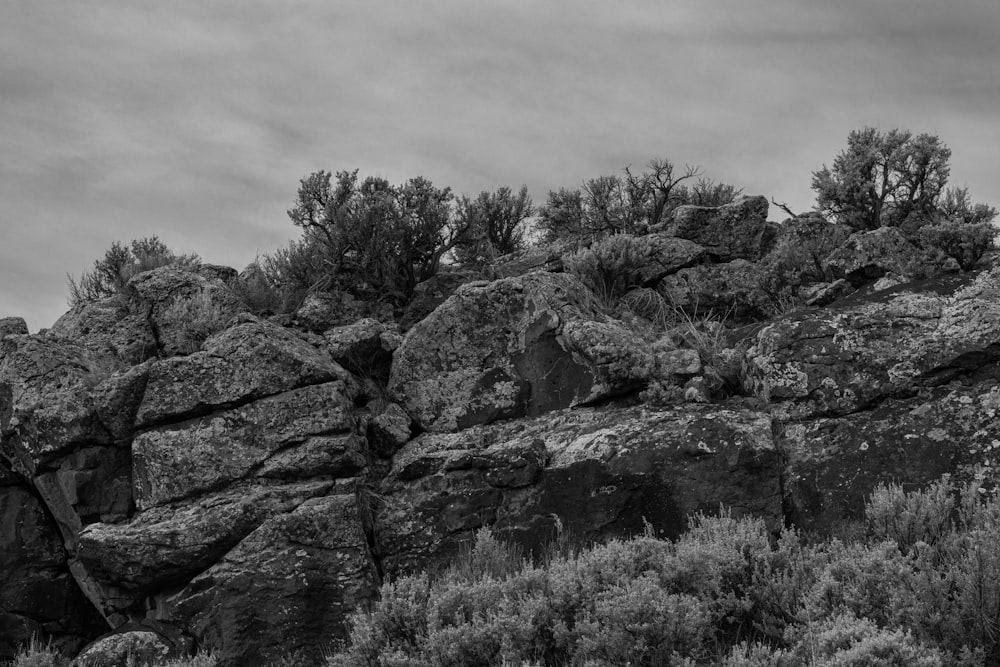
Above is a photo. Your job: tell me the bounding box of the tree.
[937,186,998,225]
[67,236,198,305]
[537,158,704,242]
[673,177,743,208]
[453,185,533,265]
[812,128,952,230]
[283,170,467,303]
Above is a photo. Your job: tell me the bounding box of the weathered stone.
[134,381,359,508]
[822,226,923,286]
[633,233,709,283]
[1,335,120,474]
[368,402,412,458]
[660,195,776,261]
[743,267,1000,418]
[657,349,703,376]
[324,318,402,383]
[135,320,349,428]
[559,319,654,399]
[49,296,157,366]
[390,271,653,432]
[92,364,151,443]
[34,446,133,547]
[489,245,565,279]
[802,279,854,307]
[781,384,1000,533]
[77,480,333,597]
[398,268,484,331]
[0,464,105,659]
[164,487,379,667]
[125,265,248,357]
[73,621,194,667]
[377,405,782,577]
[657,260,774,322]
[0,317,28,338]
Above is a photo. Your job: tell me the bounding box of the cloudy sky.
[2,1,998,331]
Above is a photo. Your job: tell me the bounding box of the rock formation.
[2,199,999,665]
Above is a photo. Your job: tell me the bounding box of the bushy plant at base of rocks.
[328,473,1000,667]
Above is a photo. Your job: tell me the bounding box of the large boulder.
[376,404,782,577]
[631,233,709,284]
[781,383,1000,533]
[135,319,350,428]
[49,296,157,366]
[125,264,248,357]
[133,381,362,509]
[77,481,334,605]
[163,485,379,667]
[743,267,1000,419]
[822,226,925,286]
[324,318,402,384]
[389,272,655,432]
[656,259,774,322]
[398,268,483,331]
[0,463,106,659]
[1,335,121,475]
[659,195,777,261]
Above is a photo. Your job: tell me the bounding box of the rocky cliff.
[2,198,998,665]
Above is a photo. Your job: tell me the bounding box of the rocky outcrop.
[658,195,776,261]
[375,404,782,577]
[657,259,774,322]
[389,271,655,432]
[3,198,1000,664]
[822,226,926,286]
[0,461,105,659]
[781,383,1000,533]
[743,268,1000,419]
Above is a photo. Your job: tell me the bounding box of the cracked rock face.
[2,226,1000,665]
[375,404,782,578]
[742,267,1000,418]
[389,271,657,432]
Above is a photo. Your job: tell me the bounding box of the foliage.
[452,186,533,265]
[328,473,1000,666]
[913,221,997,271]
[9,636,65,667]
[67,236,199,305]
[283,170,465,305]
[812,127,952,230]
[6,639,218,667]
[158,287,236,354]
[937,187,998,226]
[673,177,744,208]
[563,233,652,307]
[536,158,737,242]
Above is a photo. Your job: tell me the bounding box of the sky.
[2,1,999,331]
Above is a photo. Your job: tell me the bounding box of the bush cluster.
[328,473,1000,666]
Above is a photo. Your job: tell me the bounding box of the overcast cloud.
[2,1,998,330]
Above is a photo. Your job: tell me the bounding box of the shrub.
[563,234,652,307]
[865,478,955,552]
[10,637,67,667]
[158,287,235,354]
[913,221,997,271]
[67,236,199,305]
[788,612,944,666]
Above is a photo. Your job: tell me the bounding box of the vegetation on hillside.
[66,236,199,306]
[65,127,998,323]
[326,473,1000,666]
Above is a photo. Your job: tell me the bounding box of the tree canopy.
[812,128,954,230]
